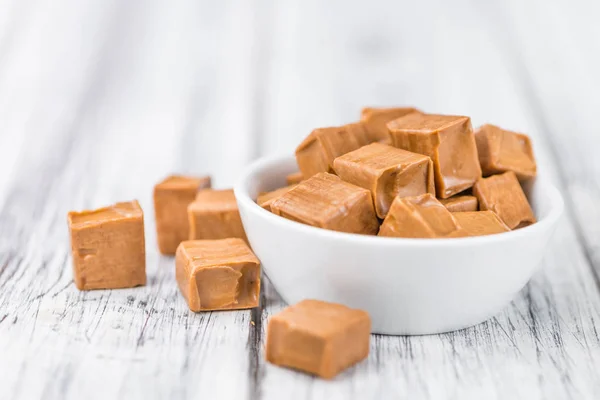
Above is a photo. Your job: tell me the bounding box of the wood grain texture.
[1,0,600,399]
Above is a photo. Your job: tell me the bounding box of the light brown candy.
[270,172,379,235]
[295,123,370,178]
[266,299,370,379]
[388,113,482,198]
[333,142,435,218]
[453,211,510,237]
[257,184,297,212]
[379,193,462,238]
[440,195,478,213]
[286,172,304,185]
[474,124,537,180]
[175,239,260,312]
[188,189,247,242]
[360,107,420,143]
[68,200,146,290]
[473,171,536,229]
[154,175,211,255]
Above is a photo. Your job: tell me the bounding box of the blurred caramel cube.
[270,172,379,235]
[473,171,536,229]
[439,194,478,213]
[266,299,371,379]
[188,189,247,242]
[360,107,420,143]
[286,171,304,185]
[333,143,435,218]
[474,124,537,180]
[154,175,211,255]
[175,239,260,312]
[388,113,482,198]
[295,123,370,178]
[453,211,510,237]
[257,184,297,212]
[379,193,461,238]
[68,200,146,290]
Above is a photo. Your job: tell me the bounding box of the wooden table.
[1,1,599,399]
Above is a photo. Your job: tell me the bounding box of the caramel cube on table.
[295,123,370,178]
[176,239,260,312]
[154,175,211,255]
[360,106,420,143]
[440,195,478,212]
[474,124,537,180]
[257,185,297,212]
[270,172,379,235]
[188,189,247,242]
[333,142,435,218]
[453,211,510,237]
[286,171,304,185]
[473,171,536,229]
[388,113,482,198]
[68,200,146,290]
[379,193,462,238]
[266,299,371,379]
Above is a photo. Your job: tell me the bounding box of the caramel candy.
[453,211,510,237]
[379,193,462,238]
[266,299,370,379]
[473,171,536,229]
[388,113,482,198]
[257,185,297,212]
[68,200,146,290]
[333,142,435,218]
[295,123,370,178]
[270,172,379,235]
[360,107,420,143]
[440,195,478,213]
[286,171,304,185]
[175,239,260,311]
[154,175,211,255]
[188,189,247,242]
[474,124,537,180]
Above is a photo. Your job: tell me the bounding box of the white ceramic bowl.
[234,155,564,335]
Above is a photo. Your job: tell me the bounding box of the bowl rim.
[234,154,564,248]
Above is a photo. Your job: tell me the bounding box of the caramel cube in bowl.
[388,113,482,198]
[360,106,420,143]
[474,124,537,180]
[154,175,211,255]
[379,193,462,238]
[257,184,297,212]
[266,299,371,379]
[285,171,304,185]
[473,171,536,229]
[68,200,146,290]
[270,172,379,235]
[333,143,435,218]
[188,189,247,242]
[440,194,478,213]
[175,239,260,312]
[453,211,510,237]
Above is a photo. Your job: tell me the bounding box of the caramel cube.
[388,113,482,198]
[154,175,211,255]
[188,189,247,242]
[175,239,260,311]
[379,193,462,238]
[270,172,379,235]
[440,195,478,212]
[257,185,297,212]
[286,172,304,185]
[453,211,510,237]
[266,299,371,379]
[295,123,370,178]
[474,124,537,180]
[333,143,435,218]
[473,171,536,229]
[68,200,146,290]
[360,106,419,143]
